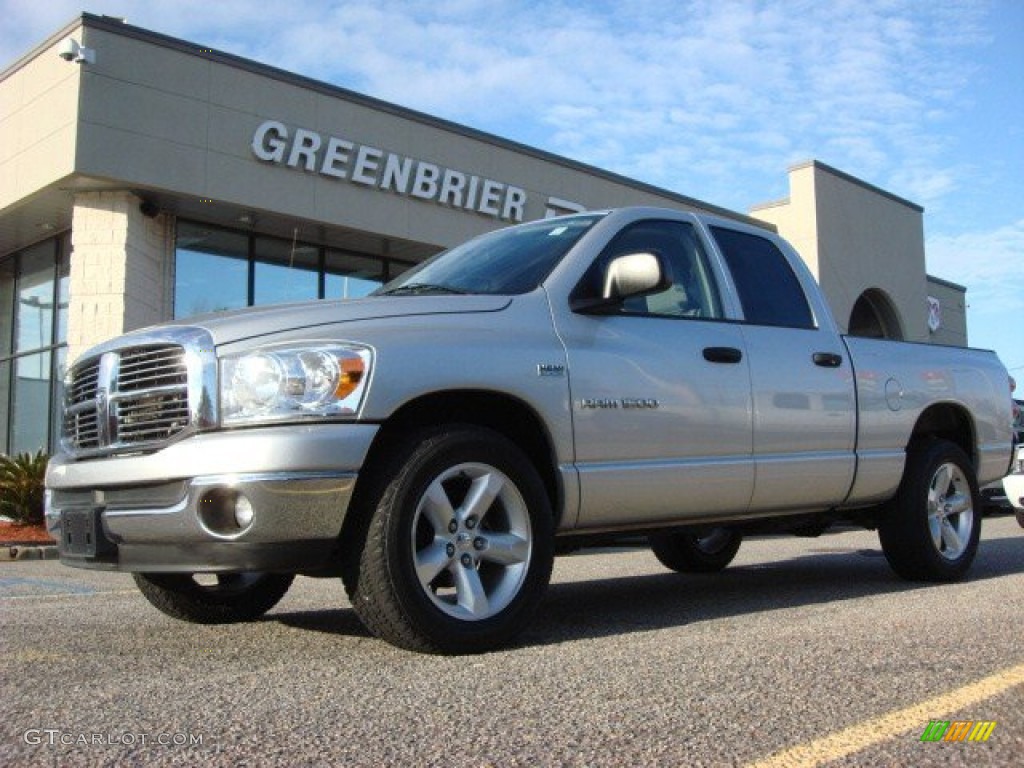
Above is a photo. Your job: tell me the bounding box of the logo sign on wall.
[927,296,942,333]
[251,120,584,222]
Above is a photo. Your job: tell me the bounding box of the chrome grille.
[63,358,102,450]
[61,330,216,458]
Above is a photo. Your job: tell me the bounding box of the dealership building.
[0,13,967,455]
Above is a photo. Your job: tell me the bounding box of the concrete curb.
[1,545,59,562]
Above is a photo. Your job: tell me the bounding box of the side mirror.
[571,252,668,313]
[603,252,665,300]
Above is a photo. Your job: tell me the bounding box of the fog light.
[234,494,254,528]
[197,487,254,538]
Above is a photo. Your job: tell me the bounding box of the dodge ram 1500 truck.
[45,207,1015,653]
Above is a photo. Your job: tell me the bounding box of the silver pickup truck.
[45,207,1015,653]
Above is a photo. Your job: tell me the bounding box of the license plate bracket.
[60,508,116,557]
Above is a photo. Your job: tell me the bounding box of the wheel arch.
[355,389,564,524]
[909,402,977,467]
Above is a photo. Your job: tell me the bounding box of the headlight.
[221,344,372,426]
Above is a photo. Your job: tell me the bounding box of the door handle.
[812,352,843,368]
[703,347,743,364]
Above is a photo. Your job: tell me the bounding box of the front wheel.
[649,527,742,573]
[133,572,294,624]
[879,439,981,582]
[344,425,554,654]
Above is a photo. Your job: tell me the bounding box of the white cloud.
[927,220,1024,312]
[2,1,991,210]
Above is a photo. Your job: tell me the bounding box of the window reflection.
[2,236,67,454]
[173,221,407,319]
[174,223,249,317]
[325,250,383,299]
[15,241,56,353]
[0,258,13,357]
[12,351,51,453]
[56,236,71,344]
[254,237,318,306]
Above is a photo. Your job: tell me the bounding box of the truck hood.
[178,295,513,346]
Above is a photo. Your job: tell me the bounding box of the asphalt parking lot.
[2,515,1023,767]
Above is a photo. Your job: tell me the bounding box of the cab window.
[711,227,815,329]
[580,220,724,320]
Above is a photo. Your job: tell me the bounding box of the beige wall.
[0,25,81,215]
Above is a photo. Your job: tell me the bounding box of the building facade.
[0,14,967,455]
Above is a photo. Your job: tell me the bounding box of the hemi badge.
[537,364,565,377]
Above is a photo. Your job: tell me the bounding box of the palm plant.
[0,450,49,526]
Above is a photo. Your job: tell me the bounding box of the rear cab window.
[710,227,816,329]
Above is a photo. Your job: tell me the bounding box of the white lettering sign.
[251,120,537,222]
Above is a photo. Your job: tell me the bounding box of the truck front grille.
[61,329,216,458]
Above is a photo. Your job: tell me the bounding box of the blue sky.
[3,1,1022,379]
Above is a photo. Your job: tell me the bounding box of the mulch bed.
[0,521,55,545]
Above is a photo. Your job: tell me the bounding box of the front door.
[553,218,755,530]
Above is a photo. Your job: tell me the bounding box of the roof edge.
[790,159,924,213]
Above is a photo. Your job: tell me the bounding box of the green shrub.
[0,451,49,526]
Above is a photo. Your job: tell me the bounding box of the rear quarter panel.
[844,336,1013,505]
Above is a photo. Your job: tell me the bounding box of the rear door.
[707,224,856,513]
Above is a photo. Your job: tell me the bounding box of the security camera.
[57,38,95,64]
[58,38,79,61]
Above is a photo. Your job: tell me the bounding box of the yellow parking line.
[745,662,1024,768]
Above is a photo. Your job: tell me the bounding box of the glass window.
[582,220,723,319]
[15,241,56,353]
[254,236,319,306]
[56,234,71,344]
[11,351,51,453]
[1,235,69,455]
[0,257,14,357]
[50,347,67,451]
[711,227,815,329]
[0,358,9,453]
[325,250,384,299]
[174,223,249,318]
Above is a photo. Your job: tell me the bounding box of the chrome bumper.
[44,424,379,573]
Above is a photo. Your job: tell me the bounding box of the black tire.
[879,439,981,582]
[1016,507,1024,529]
[343,425,554,654]
[649,527,742,573]
[132,572,294,624]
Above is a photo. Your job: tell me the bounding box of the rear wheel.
[133,572,294,624]
[879,439,981,581]
[650,527,742,573]
[344,425,554,654]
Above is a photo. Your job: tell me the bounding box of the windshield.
[376,213,605,296]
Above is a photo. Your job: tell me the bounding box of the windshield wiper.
[377,283,468,296]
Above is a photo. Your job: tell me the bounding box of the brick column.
[67,191,173,363]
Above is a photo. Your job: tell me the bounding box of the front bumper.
[45,423,379,573]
